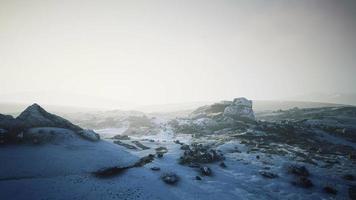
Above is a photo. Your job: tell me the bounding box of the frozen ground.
[1,108,355,200]
[92,127,353,200]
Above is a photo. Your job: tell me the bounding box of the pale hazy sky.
[0,0,355,107]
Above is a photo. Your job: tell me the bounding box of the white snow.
[1,120,353,200]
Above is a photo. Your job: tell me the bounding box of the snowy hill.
[17,103,82,131]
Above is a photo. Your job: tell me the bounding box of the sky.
[0,0,355,108]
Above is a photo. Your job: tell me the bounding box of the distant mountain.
[290,93,356,106]
[253,100,344,112]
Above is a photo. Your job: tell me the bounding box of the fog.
[0,0,355,108]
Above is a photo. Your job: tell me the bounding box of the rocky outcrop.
[17,103,82,131]
[179,143,224,165]
[0,103,100,143]
[77,129,100,141]
[223,98,255,121]
[190,97,255,122]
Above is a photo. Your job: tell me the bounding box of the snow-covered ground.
[1,121,354,200]
[88,128,353,200]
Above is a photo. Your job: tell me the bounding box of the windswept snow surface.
[93,128,353,200]
[1,125,354,200]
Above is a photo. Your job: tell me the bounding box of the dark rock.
[1,104,87,144]
[287,165,310,177]
[161,173,179,185]
[343,174,355,181]
[323,186,337,195]
[179,143,224,165]
[180,144,190,150]
[132,141,150,150]
[77,129,100,141]
[256,155,260,159]
[155,146,168,154]
[134,154,155,167]
[17,104,82,131]
[157,153,163,158]
[112,135,130,140]
[349,186,356,200]
[259,171,278,179]
[292,177,313,188]
[219,162,227,168]
[93,166,130,178]
[188,163,201,168]
[195,176,202,180]
[150,167,160,171]
[200,166,212,176]
[114,140,138,150]
[174,140,184,145]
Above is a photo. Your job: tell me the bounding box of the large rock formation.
[17,103,82,131]
[0,103,97,143]
[223,98,255,121]
[190,97,255,121]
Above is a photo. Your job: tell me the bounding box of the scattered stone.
[292,177,313,188]
[77,129,100,141]
[149,139,155,142]
[132,141,150,150]
[323,186,337,195]
[180,144,190,150]
[343,174,355,181]
[200,166,212,176]
[179,143,224,165]
[219,162,227,168]
[188,163,201,168]
[94,154,156,178]
[150,167,160,171]
[287,165,310,177]
[259,171,278,179]
[114,140,138,150]
[134,154,155,167]
[263,167,271,170]
[256,155,260,159]
[93,166,130,178]
[157,153,163,158]
[161,173,179,185]
[174,140,184,145]
[195,176,202,180]
[112,134,130,140]
[155,146,168,154]
[349,186,356,200]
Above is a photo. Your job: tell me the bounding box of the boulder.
[200,166,212,176]
[349,186,356,200]
[78,129,100,141]
[259,171,278,179]
[161,173,179,185]
[323,186,337,195]
[112,134,130,140]
[219,162,227,168]
[223,98,255,121]
[287,165,310,177]
[343,174,355,181]
[150,167,160,171]
[292,177,313,188]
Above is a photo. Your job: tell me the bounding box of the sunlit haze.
[1,0,355,109]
